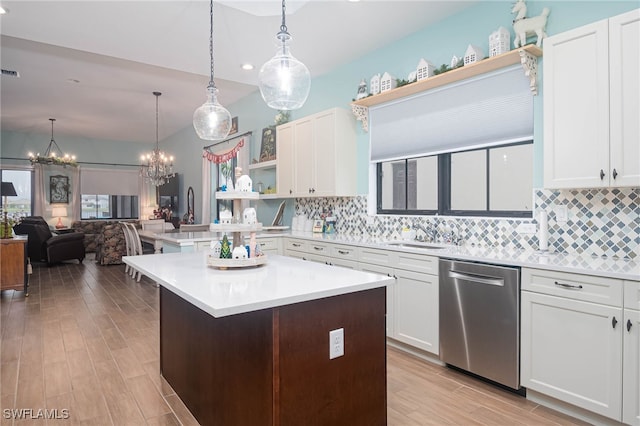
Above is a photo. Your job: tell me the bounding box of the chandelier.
[258,0,310,110]
[140,92,175,186]
[28,118,77,167]
[192,0,232,141]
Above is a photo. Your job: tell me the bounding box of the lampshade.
[258,0,310,110]
[1,182,17,197]
[192,0,232,141]
[52,206,67,218]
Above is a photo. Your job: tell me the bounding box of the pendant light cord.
[155,92,160,150]
[280,0,288,35]
[208,0,216,90]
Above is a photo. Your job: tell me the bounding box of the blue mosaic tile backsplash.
[295,188,639,260]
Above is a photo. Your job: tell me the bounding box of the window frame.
[376,141,533,218]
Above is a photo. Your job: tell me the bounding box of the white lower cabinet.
[521,290,623,419]
[624,280,640,426]
[521,267,640,423]
[394,268,438,354]
[358,247,438,355]
[359,262,396,338]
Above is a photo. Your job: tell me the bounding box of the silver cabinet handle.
[292,243,301,248]
[554,281,583,290]
[448,270,504,286]
[337,250,350,255]
[313,246,324,251]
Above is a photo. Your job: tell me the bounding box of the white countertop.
[123,252,393,318]
[285,232,640,281]
[158,231,221,245]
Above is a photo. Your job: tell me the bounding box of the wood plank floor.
[0,257,590,426]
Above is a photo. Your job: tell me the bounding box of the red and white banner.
[202,138,245,164]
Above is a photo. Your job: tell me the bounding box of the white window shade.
[81,168,139,196]
[369,65,533,162]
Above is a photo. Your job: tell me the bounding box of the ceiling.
[0,1,476,145]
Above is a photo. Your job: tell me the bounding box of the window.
[377,141,533,217]
[81,195,138,219]
[80,168,139,220]
[0,169,33,219]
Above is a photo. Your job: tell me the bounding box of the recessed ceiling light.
[347,0,360,3]
[241,63,254,71]
[0,6,9,14]
[66,78,80,84]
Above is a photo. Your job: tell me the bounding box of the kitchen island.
[123,252,393,426]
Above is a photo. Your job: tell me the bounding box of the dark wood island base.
[160,286,387,426]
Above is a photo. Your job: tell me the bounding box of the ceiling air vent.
[1,69,20,78]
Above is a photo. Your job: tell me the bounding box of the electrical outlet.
[555,205,568,223]
[517,223,536,234]
[329,328,344,359]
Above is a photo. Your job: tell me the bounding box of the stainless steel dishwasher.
[439,258,522,391]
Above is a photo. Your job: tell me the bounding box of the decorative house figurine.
[236,174,252,192]
[219,209,232,224]
[450,55,462,69]
[380,72,397,93]
[489,27,511,57]
[407,71,417,83]
[232,246,248,260]
[464,44,484,66]
[370,73,381,95]
[355,79,369,100]
[511,0,550,48]
[243,207,257,225]
[416,58,435,81]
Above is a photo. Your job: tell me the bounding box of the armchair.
[13,216,85,265]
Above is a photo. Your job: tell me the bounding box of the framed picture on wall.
[259,127,276,162]
[50,175,70,204]
[229,116,238,135]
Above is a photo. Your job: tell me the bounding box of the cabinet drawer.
[307,241,330,256]
[358,247,394,267]
[625,280,640,310]
[329,244,358,261]
[284,238,308,252]
[396,252,438,276]
[522,268,623,306]
[255,238,280,254]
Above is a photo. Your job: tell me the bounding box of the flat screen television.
[158,174,179,211]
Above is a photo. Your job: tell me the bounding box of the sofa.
[13,216,86,265]
[71,220,139,265]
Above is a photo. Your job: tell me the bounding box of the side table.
[0,236,29,296]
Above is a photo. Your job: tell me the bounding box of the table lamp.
[1,181,17,239]
[51,206,68,229]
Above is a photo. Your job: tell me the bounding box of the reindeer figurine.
[512,0,550,48]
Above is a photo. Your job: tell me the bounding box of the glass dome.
[193,86,232,141]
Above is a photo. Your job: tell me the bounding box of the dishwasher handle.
[448,270,504,286]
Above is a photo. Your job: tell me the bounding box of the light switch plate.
[555,205,568,223]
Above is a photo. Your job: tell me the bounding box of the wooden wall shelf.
[351,45,542,131]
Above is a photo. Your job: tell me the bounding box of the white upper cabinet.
[276,108,357,198]
[544,9,640,189]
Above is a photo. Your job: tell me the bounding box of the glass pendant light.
[193,0,232,141]
[258,0,310,110]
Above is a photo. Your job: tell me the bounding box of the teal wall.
[2,1,636,221]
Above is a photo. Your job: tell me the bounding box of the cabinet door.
[394,269,438,355]
[276,124,295,197]
[521,291,623,420]
[293,118,314,196]
[623,308,640,426]
[312,110,337,197]
[609,9,640,188]
[359,263,395,338]
[543,19,610,189]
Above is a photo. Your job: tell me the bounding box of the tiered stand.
[207,191,267,269]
